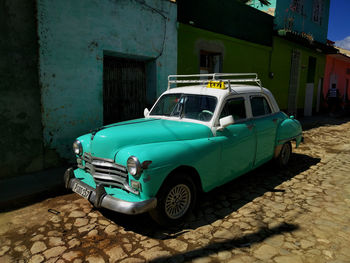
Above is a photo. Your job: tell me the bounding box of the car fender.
[115,138,221,198]
[275,118,302,156]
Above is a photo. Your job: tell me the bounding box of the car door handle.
[272,118,278,123]
[246,124,255,130]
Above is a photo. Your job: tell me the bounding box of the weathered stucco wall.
[37,0,177,160]
[268,36,326,112]
[178,24,326,113]
[0,0,44,178]
[177,23,271,97]
[323,55,350,98]
[274,0,330,44]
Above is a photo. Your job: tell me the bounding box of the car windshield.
[150,93,217,122]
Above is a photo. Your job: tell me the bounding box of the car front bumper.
[64,168,157,215]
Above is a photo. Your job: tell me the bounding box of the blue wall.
[274,0,330,44]
[37,0,177,159]
[248,0,330,44]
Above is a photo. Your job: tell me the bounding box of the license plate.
[72,182,91,199]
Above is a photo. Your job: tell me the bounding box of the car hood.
[86,118,212,160]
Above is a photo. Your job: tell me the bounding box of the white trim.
[147,115,214,129]
[147,84,281,135]
[167,73,262,91]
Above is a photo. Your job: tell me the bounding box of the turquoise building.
[37,0,177,160]
[248,0,330,43]
[1,0,177,178]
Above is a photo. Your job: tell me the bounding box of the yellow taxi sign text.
[207,81,226,89]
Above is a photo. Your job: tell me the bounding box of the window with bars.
[290,0,304,14]
[312,0,324,24]
[199,51,222,75]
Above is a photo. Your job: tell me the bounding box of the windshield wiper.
[170,95,185,118]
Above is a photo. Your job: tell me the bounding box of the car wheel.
[149,174,197,226]
[278,142,292,167]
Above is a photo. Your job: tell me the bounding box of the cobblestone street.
[1,118,350,263]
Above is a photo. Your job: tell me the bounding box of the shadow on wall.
[101,152,320,235]
[299,114,350,131]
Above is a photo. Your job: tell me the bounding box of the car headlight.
[73,140,83,156]
[127,156,142,179]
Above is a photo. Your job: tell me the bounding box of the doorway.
[288,49,301,116]
[103,56,146,125]
[199,50,222,76]
[304,56,317,116]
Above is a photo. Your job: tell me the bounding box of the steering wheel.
[198,110,213,121]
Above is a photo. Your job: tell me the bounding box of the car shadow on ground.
[101,152,320,238]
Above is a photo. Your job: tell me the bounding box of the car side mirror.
[144,108,150,117]
[217,115,234,131]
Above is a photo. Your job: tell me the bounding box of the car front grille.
[80,152,132,192]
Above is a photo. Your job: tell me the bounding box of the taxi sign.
[207,81,226,89]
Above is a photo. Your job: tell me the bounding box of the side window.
[250,96,272,117]
[220,97,246,121]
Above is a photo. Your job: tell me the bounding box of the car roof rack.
[168,73,263,92]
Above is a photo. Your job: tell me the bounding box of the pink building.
[323,47,350,108]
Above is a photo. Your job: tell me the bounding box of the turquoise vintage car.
[64,73,303,225]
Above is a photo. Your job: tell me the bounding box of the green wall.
[178,24,326,112]
[268,36,326,111]
[178,0,273,46]
[178,23,271,89]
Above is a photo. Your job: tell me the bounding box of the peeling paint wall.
[178,24,326,114]
[0,0,44,178]
[250,0,330,44]
[178,23,271,95]
[37,0,177,159]
[268,36,326,113]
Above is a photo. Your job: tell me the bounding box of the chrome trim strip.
[278,133,302,144]
[66,175,156,215]
[83,153,127,172]
[93,174,127,184]
[82,152,130,192]
[92,167,128,178]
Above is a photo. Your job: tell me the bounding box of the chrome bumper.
[64,168,157,215]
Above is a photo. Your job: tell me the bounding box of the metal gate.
[103,56,146,125]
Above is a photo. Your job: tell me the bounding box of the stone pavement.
[1,119,350,262]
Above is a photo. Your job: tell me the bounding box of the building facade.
[248,0,333,116]
[323,48,350,107]
[1,0,177,178]
[37,0,177,161]
[268,36,327,116]
[1,0,43,178]
[177,0,274,102]
[249,0,330,44]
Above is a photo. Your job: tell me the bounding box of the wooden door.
[103,56,146,125]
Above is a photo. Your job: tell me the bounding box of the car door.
[249,95,278,168]
[215,96,256,184]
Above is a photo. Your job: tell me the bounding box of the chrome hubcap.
[165,184,191,219]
